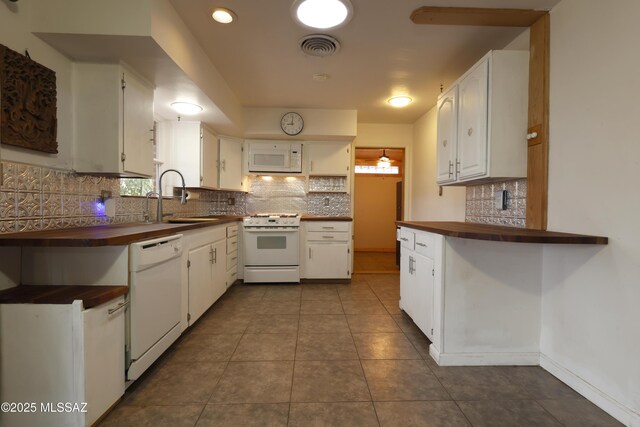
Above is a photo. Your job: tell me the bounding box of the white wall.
[353,123,414,219]
[0,0,74,169]
[541,0,640,424]
[244,108,357,140]
[411,107,466,221]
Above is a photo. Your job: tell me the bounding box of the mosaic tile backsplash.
[465,179,527,228]
[0,161,349,234]
[246,176,351,216]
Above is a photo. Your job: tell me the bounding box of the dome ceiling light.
[211,7,237,24]
[170,102,203,115]
[387,96,413,108]
[292,0,353,30]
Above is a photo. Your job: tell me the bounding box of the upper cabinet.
[219,137,244,191]
[436,50,529,185]
[156,121,219,193]
[307,142,351,176]
[73,63,155,177]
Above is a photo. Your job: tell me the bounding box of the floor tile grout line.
[287,290,303,425]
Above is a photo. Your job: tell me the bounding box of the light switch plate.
[495,190,508,210]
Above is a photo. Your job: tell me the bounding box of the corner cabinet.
[301,221,352,279]
[73,63,155,177]
[436,50,529,185]
[156,121,219,193]
[219,137,245,191]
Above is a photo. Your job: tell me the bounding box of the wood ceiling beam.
[410,7,547,27]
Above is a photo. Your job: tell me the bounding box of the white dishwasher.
[127,234,183,381]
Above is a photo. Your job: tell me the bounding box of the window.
[120,178,154,196]
[354,165,400,175]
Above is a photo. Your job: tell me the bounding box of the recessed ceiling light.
[171,102,203,115]
[211,7,236,24]
[387,96,413,108]
[292,0,353,30]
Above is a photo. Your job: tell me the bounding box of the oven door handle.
[244,228,299,233]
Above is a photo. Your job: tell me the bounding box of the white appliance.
[248,142,302,173]
[127,234,183,381]
[243,214,301,283]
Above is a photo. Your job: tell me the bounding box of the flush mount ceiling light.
[387,96,413,108]
[377,149,391,168]
[170,102,203,115]
[211,7,237,24]
[312,73,330,81]
[292,0,353,30]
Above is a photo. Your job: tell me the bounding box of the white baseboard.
[429,346,540,366]
[540,354,639,427]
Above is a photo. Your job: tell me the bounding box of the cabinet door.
[307,142,350,175]
[201,127,220,189]
[211,239,227,303]
[219,138,244,191]
[123,71,155,177]
[188,244,215,325]
[436,86,458,184]
[306,243,350,279]
[413,253,434,340]
[399,249,413,316]
[457,59,488,180]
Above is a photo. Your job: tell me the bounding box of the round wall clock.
[280,112,304,136]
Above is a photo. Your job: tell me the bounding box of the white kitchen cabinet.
[436,50,529,185]
[187,227,227,325]
[302,221,352,279]
[156,121,219,193]
[0,297,126,427]
[73,63,154,177]
[307,142,351,176]
[399,229,437,342]
[225,224,239,288]
[219,137,244,191]
[435,86,458,184]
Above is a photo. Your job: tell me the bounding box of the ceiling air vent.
[299,34,341,57]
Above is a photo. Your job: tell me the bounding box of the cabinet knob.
[467,127,473,136]
[442,139,447,147]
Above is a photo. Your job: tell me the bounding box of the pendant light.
[377,149,391,168]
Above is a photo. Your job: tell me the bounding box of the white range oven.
[243,214,300,283]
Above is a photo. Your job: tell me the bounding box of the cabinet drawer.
[306,231,350,242]
[399,228,415,250]
[226,250,238,270]
[414,232,435,259]
[226,266,238,287]
[226,236,238,254]
[306,222,350,232]
[227,224,238,238]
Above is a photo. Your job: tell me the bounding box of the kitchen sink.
[167,217,221,223]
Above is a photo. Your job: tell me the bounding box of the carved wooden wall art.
[0,44,58,154]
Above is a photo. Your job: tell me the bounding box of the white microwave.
[248,142,302,173]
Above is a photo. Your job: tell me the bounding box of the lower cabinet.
[399,228,440,343]
[302,221,352,279]
[185,226,227,326]
[0,297,126,427]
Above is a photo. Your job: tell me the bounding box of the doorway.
[353,147,404,273]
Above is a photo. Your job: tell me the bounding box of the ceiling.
[168,0,560,124]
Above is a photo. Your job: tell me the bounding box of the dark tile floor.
[100,274,622,427]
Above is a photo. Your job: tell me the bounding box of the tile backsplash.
[0,161,350,234]
[465,179,527,228]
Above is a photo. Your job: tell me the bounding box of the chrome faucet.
[157,169,187,222]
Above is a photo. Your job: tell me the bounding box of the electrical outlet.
[100,190,112,202]
[495,190,508,210]
[228,197,235,206]
[324,197,330,206]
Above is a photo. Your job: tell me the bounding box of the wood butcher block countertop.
[0,217,243,247]
[0,285,128,308]
[301,216,353,221]
[396,221,608,245]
